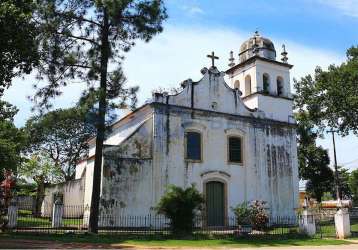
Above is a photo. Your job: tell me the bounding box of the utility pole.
[328,129,340,200]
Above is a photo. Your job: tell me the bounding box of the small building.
[41,178,85,218]
[76,32,299,226]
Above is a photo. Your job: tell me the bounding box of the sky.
[3,0,358,170]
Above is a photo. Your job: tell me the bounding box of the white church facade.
[75,32,299,226]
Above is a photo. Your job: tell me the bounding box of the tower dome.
[239,31,276,63]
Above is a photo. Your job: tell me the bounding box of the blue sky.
[166,0,358,53]
[4,0,358,169]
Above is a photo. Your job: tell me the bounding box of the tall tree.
[335,166,351,200]
[0,0,39,91]
[0,100,18,121]
[25,107,96,181]
[295,112,334,202]
[35,0,167,233]
[0,101,27,180]
[18,153,63,216]
[349,169,358,206]
[294,46,358,136]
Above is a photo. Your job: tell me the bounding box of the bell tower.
[226,32,294,123]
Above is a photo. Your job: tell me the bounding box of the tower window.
[185,131,202,161]
[245,75,252,96]
[277,76,284,96]
[263,73,270,94]
[228,136,242,164]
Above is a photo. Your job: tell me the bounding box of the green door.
[206,181,225,226]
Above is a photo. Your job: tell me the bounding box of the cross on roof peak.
[207,51,219,67]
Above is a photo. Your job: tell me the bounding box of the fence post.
[299,199,316,236]
[82,204,90,228]
[52,198,64,228]
[334,201,351,239]
[7,198,18,229]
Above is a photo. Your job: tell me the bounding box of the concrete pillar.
[299,199,316,236]
[335,208,351,239]
[7,199,18,229]
[52,199,64,228]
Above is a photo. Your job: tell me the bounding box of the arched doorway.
[206,181,225,226]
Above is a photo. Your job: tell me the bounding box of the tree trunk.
[34,180,45,217]
[88,9,109,234]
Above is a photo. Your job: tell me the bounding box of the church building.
[75,32,299,226]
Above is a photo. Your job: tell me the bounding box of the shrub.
[231,202,251,225]
[232,200,269,230]
[156,184,204,234]
[249,200,269,230]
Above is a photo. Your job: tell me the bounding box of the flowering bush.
[232,200,269,230]
[249,200,269,230]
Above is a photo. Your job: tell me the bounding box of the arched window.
[277,76,284,96]
[263,73,270,94]
[234,80,240,90]
[244,75,251,96]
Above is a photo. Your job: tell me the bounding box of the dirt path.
[1,239,358,249]
[0,239,133,249]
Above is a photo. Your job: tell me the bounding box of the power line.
[340,158,358,166]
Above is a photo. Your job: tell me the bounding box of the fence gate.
[315,213,336,238]
[350,208,358,236]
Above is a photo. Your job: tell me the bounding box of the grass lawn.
[0,233,354,248]
[17,216,83,227]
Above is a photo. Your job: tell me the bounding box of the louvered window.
[228,137,242,163]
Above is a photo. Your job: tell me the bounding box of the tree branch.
[57,32,100,47]
[54,11,102,27]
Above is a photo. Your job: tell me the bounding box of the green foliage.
[294,46,358,136]
[0,0,38,91]
[0,119,27,181]
[231,202,251,225]
[18,153,63,215]
[15,179,37,196]
[349,169,358,206]
[0,100,18,121]
[336,166,351,200]
[25,107,96,180]
[321,192,333,201]
[34,0,167,231]
[33,0,167,110]
[18,153,63,185]
[156,185,204,234]
[0,98,26,181]
[295,112,334,202]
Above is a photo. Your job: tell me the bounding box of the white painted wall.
[77,63,299,224]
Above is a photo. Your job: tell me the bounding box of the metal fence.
[350,207,358,236]
[8,204,339,239]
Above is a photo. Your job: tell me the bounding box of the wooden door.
[206,181,225,226]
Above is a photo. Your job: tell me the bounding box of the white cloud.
[122,25,343,101]
[4,24,357,169]
[317,0,358,17]
[184,6,204,15]
[4,25,344,126]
